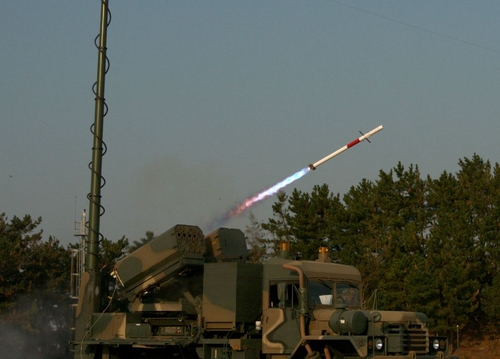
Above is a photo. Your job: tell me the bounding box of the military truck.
[71,224,456,359]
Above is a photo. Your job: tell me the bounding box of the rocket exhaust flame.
[208,167,310,230]
[209,125,383,230]
[226,167,310,217]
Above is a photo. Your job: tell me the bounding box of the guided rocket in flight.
[209,125,384,231]
[309,125,384,170]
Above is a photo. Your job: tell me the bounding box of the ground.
[457,335,500,359]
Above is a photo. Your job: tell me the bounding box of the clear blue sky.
[1,1,499,246]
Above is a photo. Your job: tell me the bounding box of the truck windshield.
[308,280,360,307]
[336,282,360,307]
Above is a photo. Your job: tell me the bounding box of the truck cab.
[261,247,454,359]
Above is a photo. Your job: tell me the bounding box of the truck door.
[261,282,302,354]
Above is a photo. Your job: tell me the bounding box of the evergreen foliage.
[127,231,155,253]
[0,214,129,358]
[0,213,71,358]
[262,155,500,333]
[1,154,499,354]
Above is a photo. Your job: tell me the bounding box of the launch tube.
[309,125,384,170]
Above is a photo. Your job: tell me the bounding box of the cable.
[78,284,118,359]
[331,0,500,55]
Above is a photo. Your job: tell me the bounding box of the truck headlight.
[431,337,446,351]
[375,338,384,351]
[432,339,440,350]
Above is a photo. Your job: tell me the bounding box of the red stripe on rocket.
[308,125,384,170]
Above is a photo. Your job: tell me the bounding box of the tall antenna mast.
[74,0,111,359]
[87,0,110,272]
[73,2,110,358]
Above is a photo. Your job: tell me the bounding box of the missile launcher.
[72,224,456,359]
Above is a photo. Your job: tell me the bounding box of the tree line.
[251,154,500,336]
[0,154,498,357]
[0,214,130,359]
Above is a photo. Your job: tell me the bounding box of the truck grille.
[387,323,429,354]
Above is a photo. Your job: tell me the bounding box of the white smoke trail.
[208,167,310,230]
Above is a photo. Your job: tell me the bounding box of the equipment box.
[203,262,262,330]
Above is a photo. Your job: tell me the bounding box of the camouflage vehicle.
[71,224,456,359]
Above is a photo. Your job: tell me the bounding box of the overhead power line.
[331,1,500,54]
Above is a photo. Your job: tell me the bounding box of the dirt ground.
[456,336,500,359]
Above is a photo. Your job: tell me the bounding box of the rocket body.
[309,125,384,170]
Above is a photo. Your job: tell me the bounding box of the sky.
[1,1,499,247]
